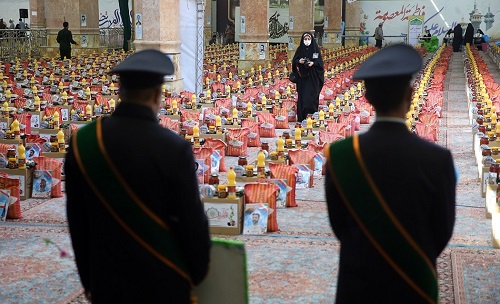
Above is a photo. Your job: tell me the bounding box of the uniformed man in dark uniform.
[325,44,456,303]
[56,22,78,60]
[65,49,211,303]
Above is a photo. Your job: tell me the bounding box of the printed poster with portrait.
[81,14,87,27]
[259,43,266,60]
[135,14,143,40]
[195,159,205,185]
[0,190,10,222]
[81,35,88,48]
[243,203,268,235]
[32,170,52,199]
[25,143,41,161]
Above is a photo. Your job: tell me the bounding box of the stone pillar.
[204,0,213,45]
[78,0,101,51]
[133,0,183,92]
[29,0,46,29]
[323,0,342,49]
[287,0,314,59]
[44,0,101,58]
[344,0,361,47]
[238,0,269,72]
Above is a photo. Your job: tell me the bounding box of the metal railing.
[99,28,124,50]
[342,35,408,46]
[0,28,47,60]
[0,28,124,60]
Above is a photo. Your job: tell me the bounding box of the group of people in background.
[0,18,27,30]
[0,18,28,39]
[451,22,488,52]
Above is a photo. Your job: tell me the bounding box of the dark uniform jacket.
[56,28,76,50]
[325,121,456,303]
[66,102,211,303]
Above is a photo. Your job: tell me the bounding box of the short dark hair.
[19,18,22,21]
[364,76,412,113]
[63,21,69,28]
[118,85,161,103]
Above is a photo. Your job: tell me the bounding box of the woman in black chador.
[464,23,474,45]
[452,24,463,52]
[292,32,324,121]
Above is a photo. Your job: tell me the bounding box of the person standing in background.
[374,22,384,48]
[291,32,324,122]
[452,24,463,52]
[56,22,78,60]
[463,23,474,45]
[17,18,26,29]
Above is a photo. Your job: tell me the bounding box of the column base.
[38,46,110,59]
[322,31,342,49]
[237,42,271,72]
[46,28,102,49]
[238,60,271,72]
[344,28,362,47]
[286,36,302,62]
[163,78,184,93]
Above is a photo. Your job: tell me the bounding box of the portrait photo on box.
[243,203,268,235]
[25,144,41,161]
[0,190,10,221]
[32,170,53,199]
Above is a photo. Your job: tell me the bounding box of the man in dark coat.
[56,22,77,60]
[292,32,324,121]
[66,49,211,303]
[325,44,456,303]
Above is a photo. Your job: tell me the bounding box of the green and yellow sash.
[326,135,437,304]
[73,117,192,286]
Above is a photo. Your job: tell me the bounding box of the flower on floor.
[43,238,71,258]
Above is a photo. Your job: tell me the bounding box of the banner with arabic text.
[359,0,498,44]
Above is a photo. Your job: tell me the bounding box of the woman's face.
[303,35,311,46]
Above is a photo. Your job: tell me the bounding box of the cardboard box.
[198,102,215,108]
[164,115,181,121]
[200,133,227,142]
[0,117,12,130]
[0,167,34,200]
[38,128,59,142]
[60,105,72,123]
[250,158,287,168]
[492,213,500,249]
[0,139,23,149]
[222,124,243,129]
[25,111,42,132]
[203,196,244,235]
[480,166,492,198]
[236,176,263,183]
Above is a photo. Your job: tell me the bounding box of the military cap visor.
[110,49,174,89]
[354,44,422,80]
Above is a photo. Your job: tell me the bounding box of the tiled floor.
[1,49,500,303]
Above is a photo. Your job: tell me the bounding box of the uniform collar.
[111,101,157,123]
[375,116,406,125]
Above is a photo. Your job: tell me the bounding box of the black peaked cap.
[354,44,422,80]
[110,49,174,89]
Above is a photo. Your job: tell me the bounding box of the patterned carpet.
[1,52,500,303]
